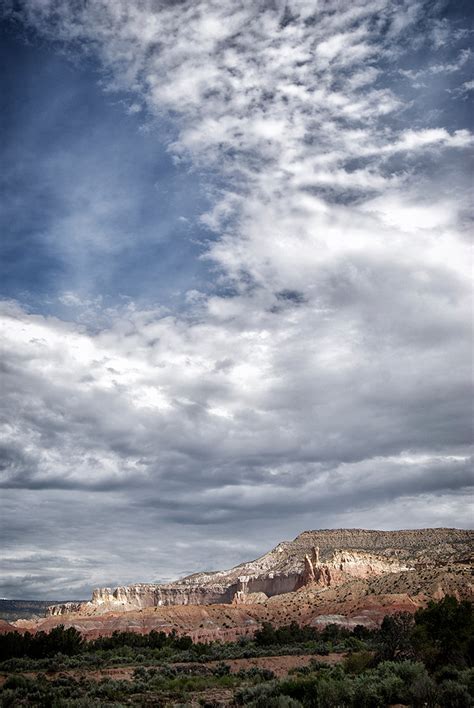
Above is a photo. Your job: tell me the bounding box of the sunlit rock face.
[46,528,473,617]
[232,591,268,605]
[299,547,412,589]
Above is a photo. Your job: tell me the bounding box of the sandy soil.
[204,651,343,677]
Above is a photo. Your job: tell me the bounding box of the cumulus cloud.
[0,0,472,596]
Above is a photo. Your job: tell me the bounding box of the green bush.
[0,689,19,708]
[438,680,472,708]
[352,673,385,708]
[316,676,354,708]
[278,674,320,704]
[235,679,279,705]
[262,697,303,708]
[409,673,437,708]
[236,666,275,681]
[2,674,30,691]
[343,650,374,674]
[458,667,474,697]
[378,674,406,705]
[212,661,231,676]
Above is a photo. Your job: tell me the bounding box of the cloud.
[0,0,472,596]
[400,47,472,83]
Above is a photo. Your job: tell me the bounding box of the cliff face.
[298,547,411,589]
[47,584,233,616]
[47,602,83,616]
[46,528,473,617]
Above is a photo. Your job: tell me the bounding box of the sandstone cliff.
[46,528,473,617]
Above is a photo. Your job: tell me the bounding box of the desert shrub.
[312,643,330,655]
[343,650,374,674]
[278,674,320,705]
[212,661,231,676]
[378,674,406,704]
[236,666,275,681]
[132,665,148,681]
[262,697,303,708]
[2,674,32,691]
[0,689,19,708]
[316,676,354,708]
[408,673,437,708]
[435,665,462,683]
[458,667,474,696]
[235,679,279,705]
[352,672,388,708]
[344,635,369,651]
[377,659,427,683]
[288,664,312,676]
[374,660,430,705]
[437,680,472,708]
[275,670,356,708]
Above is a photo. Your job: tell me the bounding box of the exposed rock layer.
[46,528,473,617]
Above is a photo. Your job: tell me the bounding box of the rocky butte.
[43,528,473,633]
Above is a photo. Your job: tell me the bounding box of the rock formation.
[232,591,268,605]
[46,528,473,617]
[298,546,410,590]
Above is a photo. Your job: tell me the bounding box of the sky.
[0,0,473,600]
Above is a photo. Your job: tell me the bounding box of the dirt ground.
[202,651,343,677]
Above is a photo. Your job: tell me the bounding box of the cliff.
[46,528,473,617]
